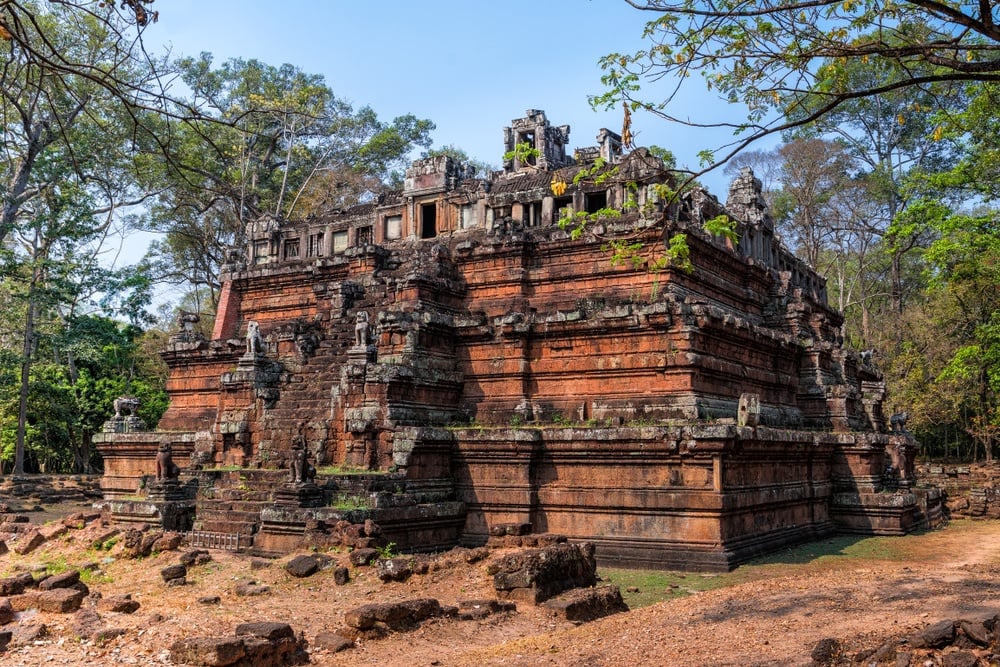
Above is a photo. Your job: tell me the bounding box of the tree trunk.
[15,285,37,476]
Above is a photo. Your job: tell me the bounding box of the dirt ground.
[2,514,999,667]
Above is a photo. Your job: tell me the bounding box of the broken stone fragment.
[38,569,80,590]
[13,529,45,555]
[97,594,141,614]
[160,563,187,583]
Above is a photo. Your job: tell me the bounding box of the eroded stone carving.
[155,443,180,481]
[354,311,370,347]
[245,320,264,358]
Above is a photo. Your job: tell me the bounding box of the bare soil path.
[2,518,999,666]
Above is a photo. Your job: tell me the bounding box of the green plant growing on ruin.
[375,542,398,559]
[704,214,739,245]
[329,494,371,511]
[503,141,540,167]
[665,233,693,274]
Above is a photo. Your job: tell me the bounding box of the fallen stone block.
[489,542,597,604]
[39,523,68,540]
[89,528,120,549]
[375,556,413,583]
[344,598,442,632]
[11,624,46,647]
[71,608,126,642]
[0,630,10,652]
[543,585,629,622]
[234,581,270,597]
[0,598,13,624]
[333,566,349,585]
[909,619,956,648]
[180,549,212,567]
[11,588,86,613]
[152,532,183,552]
[39,569,80,590]
[0,574,31,596]
[170,636,246,666]
[457,598,517,621]
[284,554,331,578]
[312,631,353,653]
[235,622,294,641]
[348,548,377,566]
[97,594,141,614]
[170,623,308,667]
[161,563,187,584]
[13,529,45,555]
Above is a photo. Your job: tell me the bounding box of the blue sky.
[149,0,733,192]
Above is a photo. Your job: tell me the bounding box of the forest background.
[1,0,997,474]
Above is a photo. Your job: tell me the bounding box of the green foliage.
[665,233,693,273]
[703,214,739,244]
[598,2,998,175]
[142,54,434,310]
[374,542,398,559]
[503,141,540,167]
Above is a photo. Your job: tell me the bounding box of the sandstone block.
[348,548,377,566]
[170,637,246,667]
[152,532,183,552]
[161,563,187,583]
[14,529,45,555]
[180,549,212,567]
[491,543,597,604]
[375,556,413,583]
[344,598,441,631]
[39,569,80,590]
[312,631,353,653]
[235,622,294,641]
[234,582,270,597]
[30,588,86,613]
[284,554,321,578]
[542,585,629,622]
[89,528,120,549]
[97,594,140,614]
[909,619,956,648]
[0,597,13,624]
[333,566,349,585]
[39,523,68,540]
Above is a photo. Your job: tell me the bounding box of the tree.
[1,1,162,474]
[599,1,1000,174]
[142,55,434,310]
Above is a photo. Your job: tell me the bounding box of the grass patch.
[316,465,381,476]
[600,532,925,609]
[599,568,749,609]
[328,494,372,510]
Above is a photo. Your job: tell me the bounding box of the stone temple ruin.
[95,109,943,570]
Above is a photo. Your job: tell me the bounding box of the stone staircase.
[192,470,289,535]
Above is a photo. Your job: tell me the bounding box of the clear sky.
[147,0,733,192]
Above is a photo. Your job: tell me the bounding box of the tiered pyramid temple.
[96,110,942,570]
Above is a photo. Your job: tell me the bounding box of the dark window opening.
[517,131,537,165]
[526,201,543,227]
[553,197,573,223]
[307,232,324,257]
[356,225,373,246]
[585,191,608,214]
[283,238,300,259]
[420,203,437,238]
